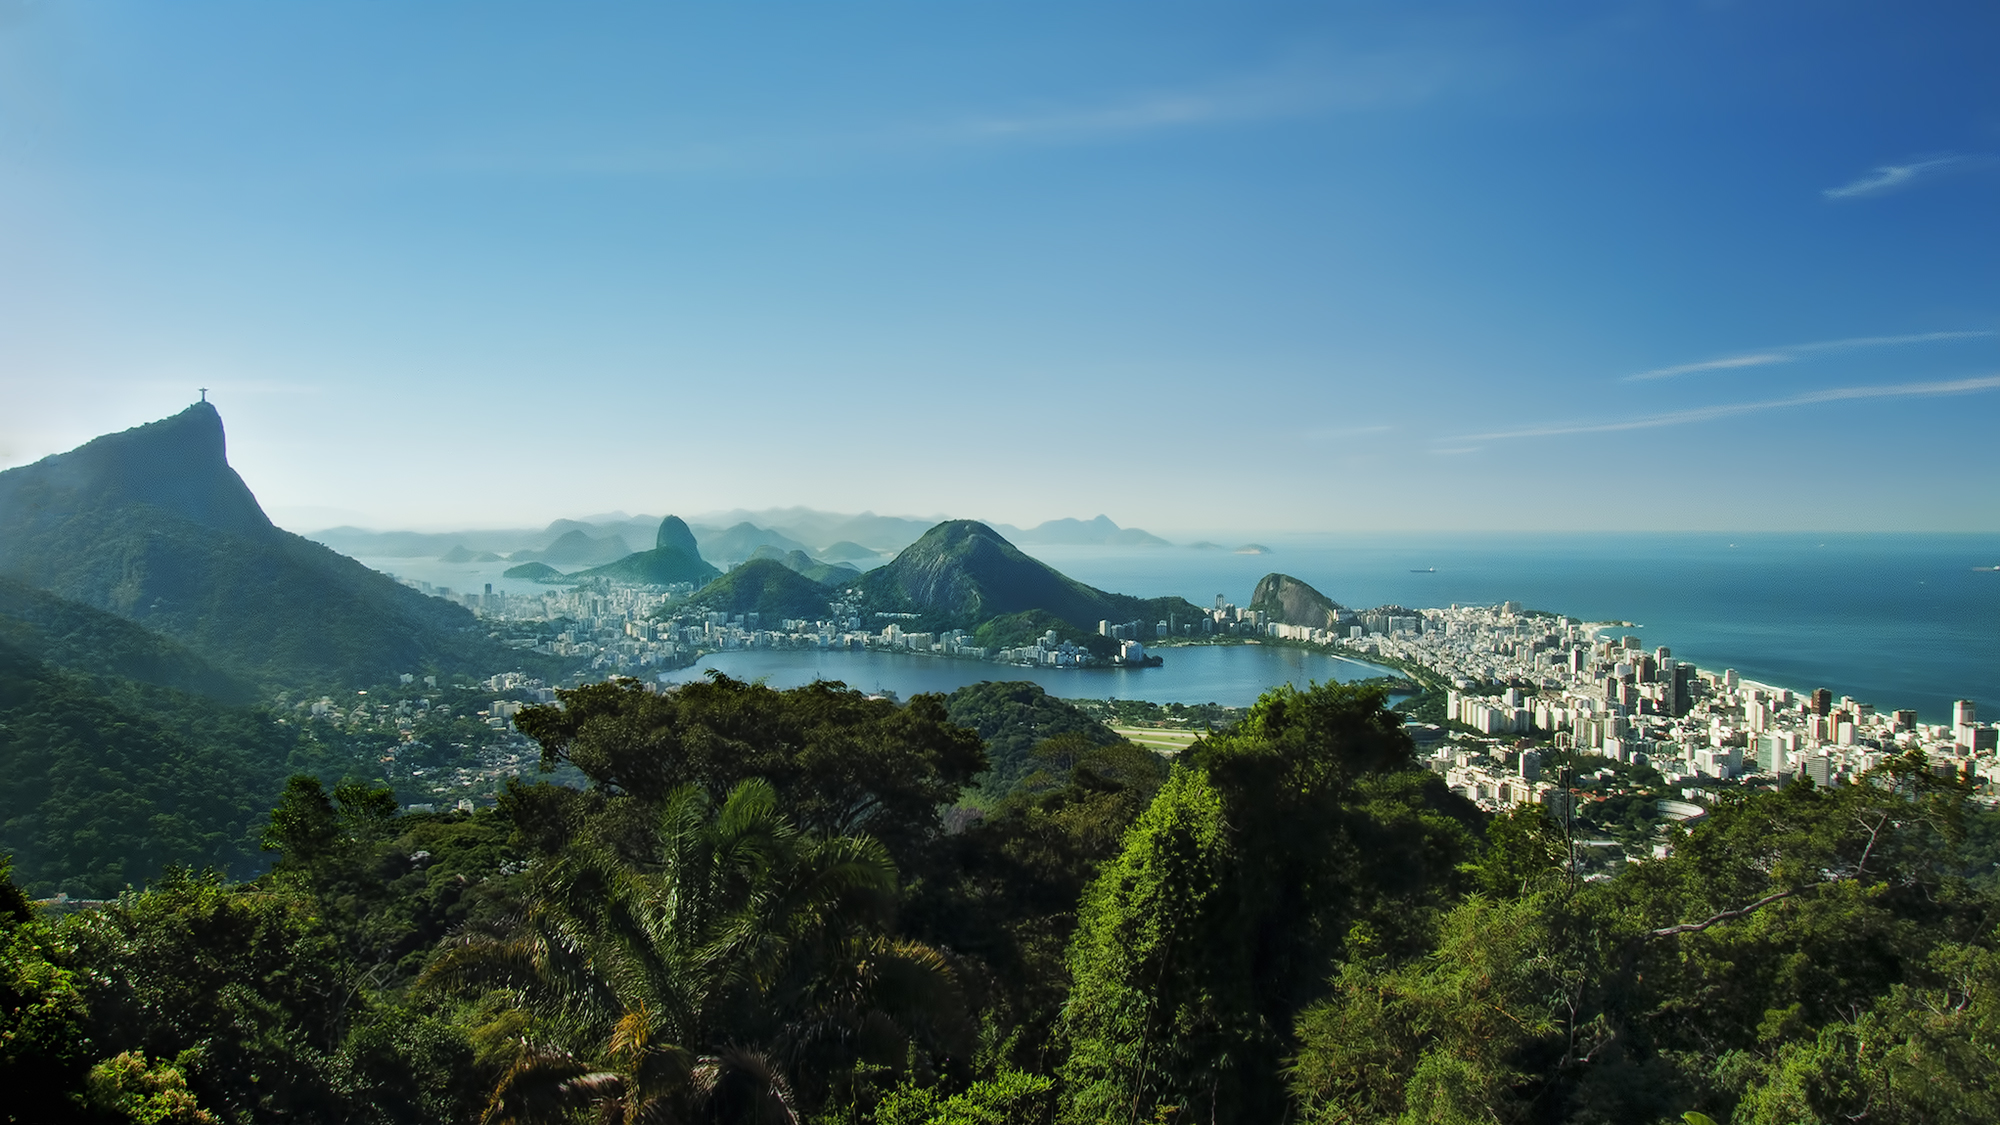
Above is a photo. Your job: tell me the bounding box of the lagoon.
[654,644,1397,707]
[351,530,2000,720]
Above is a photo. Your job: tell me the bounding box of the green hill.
[0,403,540,690]
[0,636,354,897]
[1249,573,1351,630]
[0,576,253,703]
[573,545,722,586]
[943,680,1128,797]
[503,561,569,582]
[854,520,1200,631]
[686,559,836,621]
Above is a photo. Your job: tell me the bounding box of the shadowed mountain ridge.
[1249,573,1351,630]
[855,520,1200,631]
[0,403,538,689]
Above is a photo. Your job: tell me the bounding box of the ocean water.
[356,532,1999,722]
[1024,533,2000,723]
[355,555,553,600]
[655,645,1397,708]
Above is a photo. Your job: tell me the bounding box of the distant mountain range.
[304,508,1192,569]
[659,519,1189,639]
[748,546,862,587]
[510,528,635,567]
[0,403,534,691]
[991,514,1172,547]
[699,521,814,565]
[568,517,722,587]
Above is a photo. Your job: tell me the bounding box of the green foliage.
[971,610,1067,651]
[0,576,251,703]
[11,661,2000,1124]
[0,858,93,1124]
[1058,766,1232,1121]
[1731,938,2000,1124]
[872,1067,1055,1125]
[1475,804,1569,898]
[1392,685,1448,725]
[0,641,326,897]
[0,498,541,693]
[1069,695,1243,732]
[264,777,529,986]
[1958,801,2000,894]
[1059,681,1481,1124]
[332,1005,485,1125]
[501,561,567,582]
[1292,753,1995,1125]
[572,545,721,586]
[684,557,835,620]
[748,545,863,586]
[516,674,987,872]
[968,611,1120,662]
[64,867,352,1123]
[0,403,554,692]
[423,778,970,1120]
[1290,893,1567,1124]
[83,1050,217,1124]
[944,681,1124,798]
[905,736,1170,1079]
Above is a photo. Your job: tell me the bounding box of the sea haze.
[1027,532,2000,723]
[348,530,1996,721]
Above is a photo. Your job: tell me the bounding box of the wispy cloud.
[948,50,1455,147]
[1628,352,1792,381]
[434,45,1472,178]
[1823,155,1971,200]
[1306,423,1393,440]
[1454,373,2000,442]
[957,91,1271,143]
[1625,330,1991,382]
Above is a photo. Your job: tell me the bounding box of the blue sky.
[1,2,1996,533]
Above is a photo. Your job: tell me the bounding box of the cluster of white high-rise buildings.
[1335,601,1995,813]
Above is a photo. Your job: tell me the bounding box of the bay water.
[1030,532,1999,722]
[360,531,1998,721]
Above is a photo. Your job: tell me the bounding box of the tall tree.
[422,779,970,1123]
[1058,682,1480,1124]
[1290,753,1993,1125]
[514,675,986,874]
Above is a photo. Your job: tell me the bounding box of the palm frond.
[482,1047,597,1125]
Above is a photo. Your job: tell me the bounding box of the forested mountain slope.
[857,520,1199,630]
[0,404,531,689]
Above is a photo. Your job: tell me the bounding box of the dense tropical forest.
[5,674,2000,1124]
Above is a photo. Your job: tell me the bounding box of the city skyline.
[3,3,1998,532]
